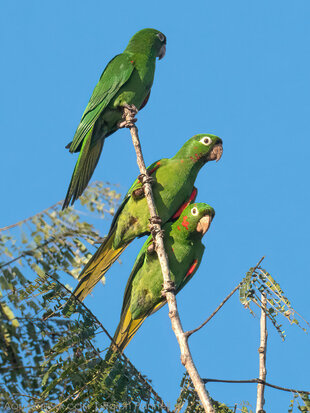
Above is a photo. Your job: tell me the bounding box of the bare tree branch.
[203,378,310,395]
[185,283,242,338]
[256,292,267,413]
[123,106,215,413]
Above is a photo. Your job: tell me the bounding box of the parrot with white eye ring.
[68,134,222,305]
[108,202,215,354]
[63,28,167,209]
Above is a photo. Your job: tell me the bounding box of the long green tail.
[62,130,104,209]
[63,228,129,316]
[73,230,128,302]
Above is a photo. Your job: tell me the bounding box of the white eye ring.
[191,207,199,216]
[157,33,165,42]
[199,136,212,146]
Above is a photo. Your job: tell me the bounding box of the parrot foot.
[161,280,176,297]
[149,226,164,240]
[118,104,138,128]
[132,187,144,199]
[138,173,155,185]
[149,215,164,238]
[149,216,162,226]
[122,103,138,113]
[132,174,155,199]
[147,242,156,254]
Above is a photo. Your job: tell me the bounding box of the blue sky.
[1,0,310,411]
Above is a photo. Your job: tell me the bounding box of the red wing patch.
[138,162,160,183]
[185,259,198,278]
[140,91,151,111]
[171,187,198,220]
[148,161,161,175]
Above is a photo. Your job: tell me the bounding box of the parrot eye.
[199,136,212,146]
[191,207,199,216]
[157,33,165,42]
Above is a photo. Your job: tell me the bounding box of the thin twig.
[123,106,215,413]
[185,283,242,338]
[0,229,101,270]
[45,273,171,413]
[0,201,62,232]
[0,365,39,372]
[256,292,267,413]
[203,378,310,395]
[185,257,265,338]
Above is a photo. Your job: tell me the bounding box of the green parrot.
[63,28,167,209]
[110,202,215,353]
[71,134,222,302]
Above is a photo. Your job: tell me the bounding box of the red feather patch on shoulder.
[185,259,198,278]
[171,187,198,220]
[148,161,161,175]
[138,162,160,183]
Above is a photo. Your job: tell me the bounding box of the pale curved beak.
[208,143,223,162]
[158,44,166,60]
[196,215,212,236]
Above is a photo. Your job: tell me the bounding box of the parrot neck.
[171,219,203,242]
[124,41,158,60]
[171,153,208,181]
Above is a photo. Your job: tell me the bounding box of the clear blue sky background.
[1,1,310,411]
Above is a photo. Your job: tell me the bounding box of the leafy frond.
[0,264,170,412]
[239,262,309,340]
[0,182,171,412]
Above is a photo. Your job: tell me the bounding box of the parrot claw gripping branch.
[121,112,219,413]
[118,104,138,129]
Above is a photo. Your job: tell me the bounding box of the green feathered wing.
[63,54,135,209]
[109,202,214,354]
[66,134,222,308]
[69,160,167,302]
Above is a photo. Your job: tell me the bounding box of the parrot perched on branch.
[71,134,222,303]
[63,28,167,209]
[110,202,215,353]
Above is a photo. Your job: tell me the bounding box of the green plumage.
[72,134,222,302]
[111,202,215,352]
[63,28,167,209]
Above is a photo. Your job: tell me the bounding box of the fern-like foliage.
[239,261,309,340]
[0,183,173,412]
[0,273,169,412]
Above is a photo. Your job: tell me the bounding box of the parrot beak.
[158,44,166,60]
[208,143,223,162]
[196,215,213,236]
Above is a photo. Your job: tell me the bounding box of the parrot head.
[173,134,223,164]
[125,28,166,60]
[177,203,215,238]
